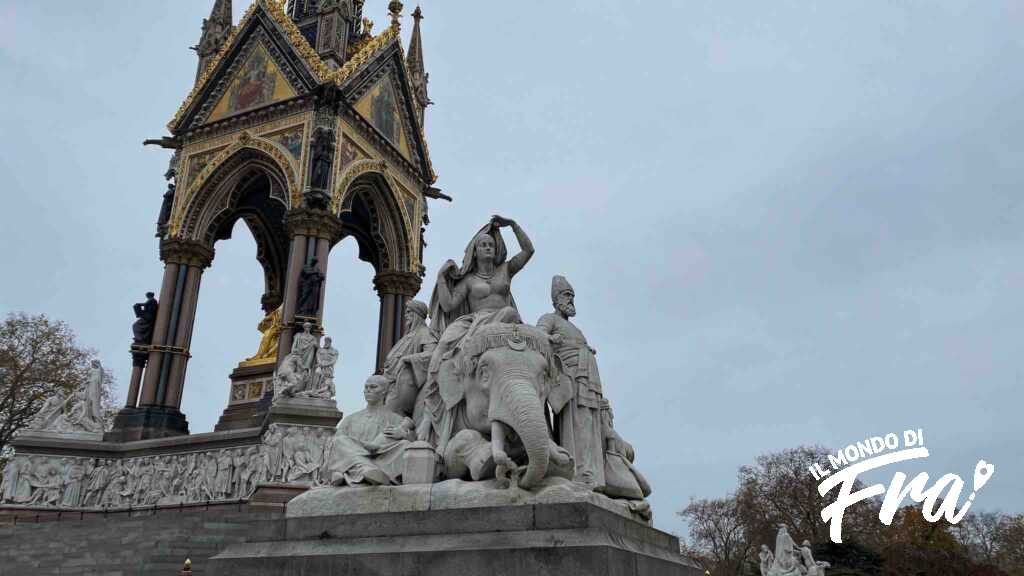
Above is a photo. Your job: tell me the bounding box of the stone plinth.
[268,396,342,428]
[209,499,701,575]
[288,477,653,523]
[216,362,275,431]
[106,405,189,442]
[248,483,311,510]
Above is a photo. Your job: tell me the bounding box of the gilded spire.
[407,6,431,126]
[192,0,234,83]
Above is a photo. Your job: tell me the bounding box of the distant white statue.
[25,360,105,434]
[799,539,830,576]
[763,526,827,576]
[759,544,774,576]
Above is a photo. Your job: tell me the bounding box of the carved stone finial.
[388,0,403,28]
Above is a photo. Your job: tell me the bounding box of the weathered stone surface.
[210,501,701,575]
[0,504,281,575]
[288,476,651,524]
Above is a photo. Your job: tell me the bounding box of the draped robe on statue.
[770,527,802,576]
[423,223,522,452]
[382,320,437,398]
[328,408,414,486]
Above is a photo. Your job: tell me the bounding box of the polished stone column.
[276,233,308,362]
[276,208,343,362]
[125,353,146,409]
[372,270,422,371]
[137,261,180,406]
[110,239,213,441]
[165,265,204,409]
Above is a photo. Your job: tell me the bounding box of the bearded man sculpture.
[419,215,533,451]
[538,275,605,489]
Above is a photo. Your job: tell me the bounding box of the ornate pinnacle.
[388,0,403,29]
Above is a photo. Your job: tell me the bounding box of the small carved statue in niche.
[156,183,175,237]
[309,126,335,191]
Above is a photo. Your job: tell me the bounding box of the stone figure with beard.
[537,275,606,490]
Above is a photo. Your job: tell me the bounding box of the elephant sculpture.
[416,321,573,489]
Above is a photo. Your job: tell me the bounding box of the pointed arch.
[171,135,300,239]
[335,162,412,274]
[173,140,296,312]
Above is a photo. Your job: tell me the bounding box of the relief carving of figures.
[537,275,606,489]
[60,458,85,507]
[327,375,415,486]
[0,424,353,509]
[0,455,20,503]
[83,459,110,507]
[216,449,233,499]
[263,425,285,480]
[27,459,62,505]
[287,428,321,483]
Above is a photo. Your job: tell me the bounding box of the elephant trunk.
[501,379,549,490]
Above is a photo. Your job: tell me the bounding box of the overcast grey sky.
[1,1,1022,535]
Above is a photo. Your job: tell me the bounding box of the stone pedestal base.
[105,406,189,442]
[209,501,700,575]
[268,396,343,428]
[215,362,276,431]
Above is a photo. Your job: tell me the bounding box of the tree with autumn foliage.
[0,312,116,459]
[679,446,1024,575]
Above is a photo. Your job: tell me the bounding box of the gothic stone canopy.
[166,0,434,277]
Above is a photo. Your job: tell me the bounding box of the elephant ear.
[546,353,573,414]
[438,352,467,410]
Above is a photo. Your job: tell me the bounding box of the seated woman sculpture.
[419,215,534,450]
[327,375,416,486]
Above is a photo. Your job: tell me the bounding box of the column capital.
[159,238,214,268]
[373,270,422,297]
[286,207,344,242]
